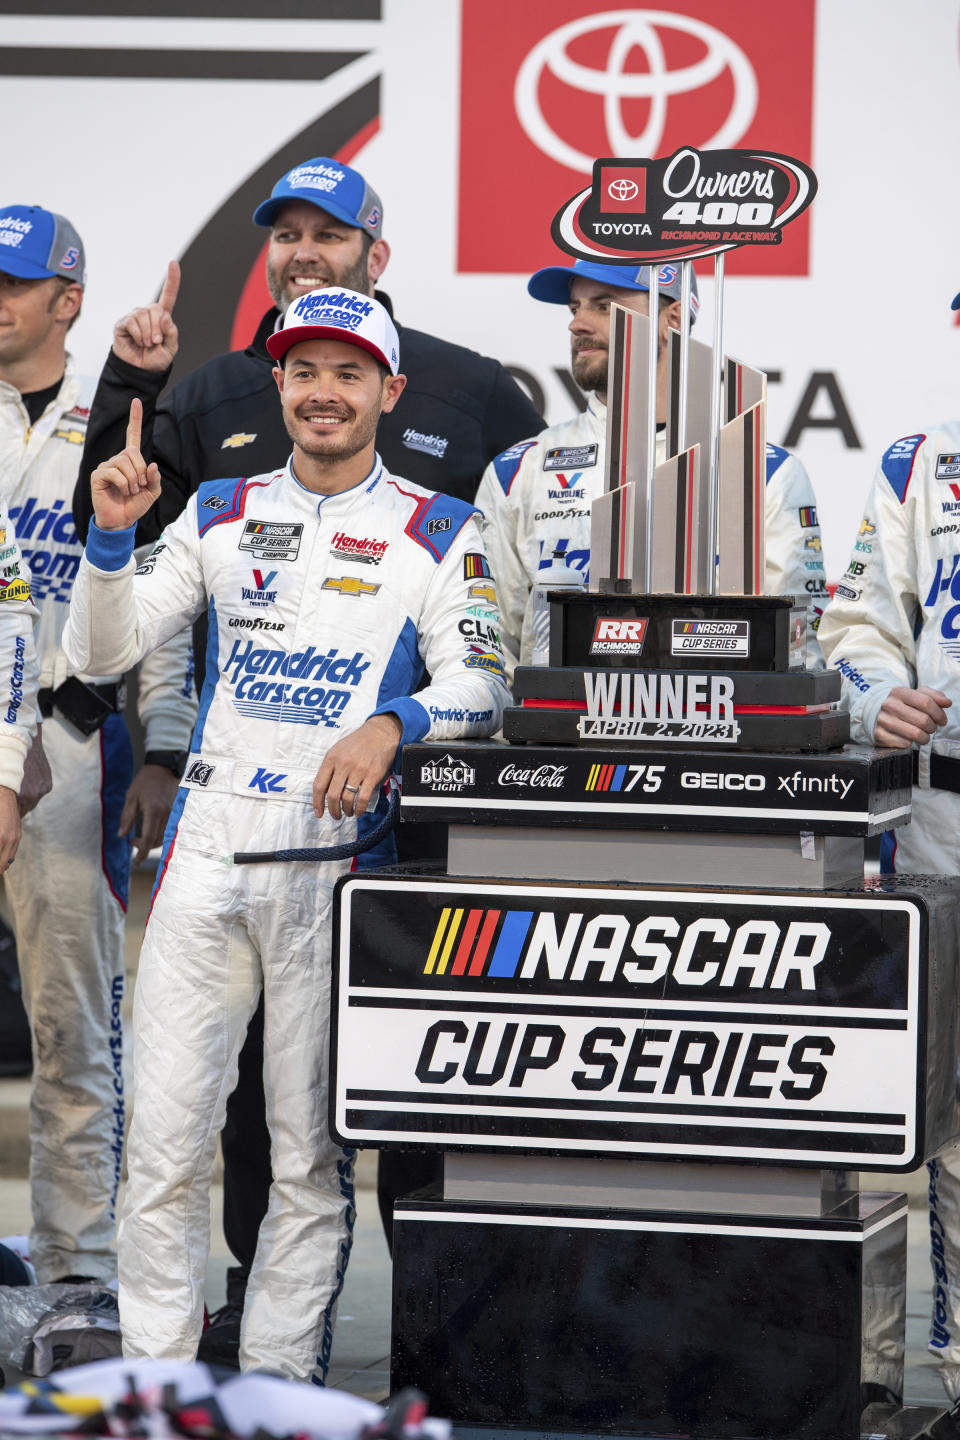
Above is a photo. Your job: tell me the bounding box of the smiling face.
[265,200,388,311]
[274,337,405,476]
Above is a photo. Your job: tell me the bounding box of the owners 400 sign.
[332,875,926,1167]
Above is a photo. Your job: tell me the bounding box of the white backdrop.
[3,0,959,581]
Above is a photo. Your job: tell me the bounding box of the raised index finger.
[158,259,180,315]
[126,396,142,452]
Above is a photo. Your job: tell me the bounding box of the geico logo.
[681,772,764,791]
[414,1018,834,1101]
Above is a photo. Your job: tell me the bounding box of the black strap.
[38,681,122,722]
[912,749,960,794]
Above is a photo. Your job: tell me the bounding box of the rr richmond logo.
[423,905,830,987]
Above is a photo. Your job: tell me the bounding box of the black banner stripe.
[0,46,365,78]
[0,1,379,13]
[344,1109,907,1155]
[344,1089,905,1126]
[345,997,911,1027]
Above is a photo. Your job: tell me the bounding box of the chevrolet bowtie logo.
[468,583,497,604]
[221,432,257,449]
[54,428,85,445]
[322,576,381,598]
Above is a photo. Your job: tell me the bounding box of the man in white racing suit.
[0,204,196,1283]
[476,260,826,681]
[818,416,960,1403]
[0,500,42,863]
[64,286,508,1380]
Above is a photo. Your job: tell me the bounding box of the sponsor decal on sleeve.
[463,553,492,580]
[798,506,818,528]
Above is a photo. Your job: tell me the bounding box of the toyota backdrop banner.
[5,1,960,580]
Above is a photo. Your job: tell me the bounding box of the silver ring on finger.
[342,783,360,794]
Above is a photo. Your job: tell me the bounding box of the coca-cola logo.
[458,0,815,277]
[498,763,568,789]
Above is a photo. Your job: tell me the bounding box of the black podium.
[331,592,960,1439]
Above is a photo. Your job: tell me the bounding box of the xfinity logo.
[497,763,567,789]
[420,754,476,793]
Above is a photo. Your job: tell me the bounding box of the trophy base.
[550,590,804,672]
[506,664,849,752]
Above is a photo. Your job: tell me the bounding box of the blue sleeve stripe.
[764,443,789,485]
[493,440,537,497]
[86,521,137,571]
[372,694,430,746]
[880,434,926,503]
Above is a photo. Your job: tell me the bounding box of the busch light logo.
[420,753,476,793]
[224,639,370,728]
[292,290,374,332]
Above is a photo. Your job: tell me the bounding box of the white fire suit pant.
[5,711,132,1282]
[882,784,960,1400]
[117,787,355,1385]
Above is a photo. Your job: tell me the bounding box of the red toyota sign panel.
[458,0,815,276]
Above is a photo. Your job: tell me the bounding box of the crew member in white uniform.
[477,259,826,682]
[0,203,196,1282]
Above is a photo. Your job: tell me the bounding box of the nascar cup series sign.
[552,145,817,264]
[332,874,929,1167]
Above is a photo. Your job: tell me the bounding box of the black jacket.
[73,295,545,543]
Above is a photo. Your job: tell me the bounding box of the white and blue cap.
[253,157,384,240]
[528,258,698,320]
[266,287,400,374]
[0,205,85,283]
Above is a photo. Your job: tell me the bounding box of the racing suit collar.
[284,450,384,507]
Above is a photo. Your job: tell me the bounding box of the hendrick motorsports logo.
[551,145,817,265]
[420,754,476,793]
[672,619,750,657]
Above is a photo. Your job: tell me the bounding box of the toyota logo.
[514,9,758,173]
[608,177,639,201]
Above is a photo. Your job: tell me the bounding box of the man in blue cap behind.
[476,258,827,682]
